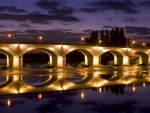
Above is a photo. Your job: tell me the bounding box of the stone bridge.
[0,42,149,68]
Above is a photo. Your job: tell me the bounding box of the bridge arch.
[101,50,123,65]
[21,47,58,67]
[135,51,148,65]
[0,49,13,67]
[65,48,94,66]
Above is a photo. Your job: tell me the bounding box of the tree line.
[85,27,130,46]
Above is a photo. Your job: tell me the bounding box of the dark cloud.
[35,1,62,10]
[106,17,113,21]
[19,24,31,27]
[35,0,78,21]
[139,1,150,7]
[80,8,99,13]
[83,29,93,33]
[48,6,74,16]
[123,17,138,23]
[0,13,80,22]
[133,36,150,40]
[0,1,80,23]
[0,6,27,13]
[82,0,138,14]
[103,25,114,28]
[0,25,7,27]
[125,26,150,35]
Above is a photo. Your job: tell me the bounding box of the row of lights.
[6,34,147,46]
[6,91,84,107]
[132,41,146,46]
[81,37,102,44]
[7,34,43,41]
[81,37,146,46]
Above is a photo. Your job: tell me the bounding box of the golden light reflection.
[38,93,42,99]
[81,92,84,99]
[143,83,145,87]
[7,99,11,106]
[132,85,135,92]
[99,87,102,93]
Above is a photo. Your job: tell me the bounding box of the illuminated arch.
[21,47,58,67]
[101,50,123,65]
[0,49,13,67]
[65,48,94,66]
[135,51,148,65]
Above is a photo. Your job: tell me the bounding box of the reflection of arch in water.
[0,74,149,95]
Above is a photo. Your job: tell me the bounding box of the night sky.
[0,0,150,44]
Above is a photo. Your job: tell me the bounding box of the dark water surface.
[0,66,150,113]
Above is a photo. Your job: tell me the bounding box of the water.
[0,66,150,113]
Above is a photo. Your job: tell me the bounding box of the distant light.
[132,86,135,91]
[143,43,145,46]
[38,93,42,99]
[81,37,84,41]
[99,87,102,93]
[8,34,11,38]
[143,83,145,87]
[81,92,84,99]
[132,41,135,44]
[7,99,11,106]
[99,40,102,43]
[39,36,42,40]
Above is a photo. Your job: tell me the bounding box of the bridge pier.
[6,55,13,67]
[49,55,58,67]
[13,56,23,68]
[148,57,150,65]
[123,56,130,65]
[57,56,65,67]
[93,56,100,66]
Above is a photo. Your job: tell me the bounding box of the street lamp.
[99,40,102,44]
[8,34,11,38]
[132,41,135,46]
[8,33,11,42]
[142,43,146,46]
[39,36,43,41]
[81,37,84,43]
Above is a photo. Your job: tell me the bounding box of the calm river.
[0,66,149,113]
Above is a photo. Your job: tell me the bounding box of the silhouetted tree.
[110,29,115,45]
[85,30,99,44]
[105,30,110,45]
